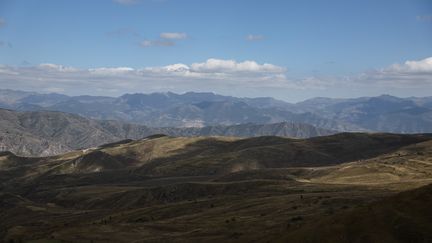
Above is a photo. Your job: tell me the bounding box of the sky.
[0,0,431,102]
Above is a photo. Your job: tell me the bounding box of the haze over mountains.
[0,108,335,156]
[1,89,432,133]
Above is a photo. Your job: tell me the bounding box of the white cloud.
[6,57,432,95]
[38,63,78,72]
[89,67,135,75]
[386,57,432,73]
[144,63,190,73]
[355,57,432,87]
[246,34,264,41]
[140,39,175,47]
[190,59,286,73]
[0,59,300,96]
[6,58,429,98]
[1,57,428,100]
[160,32,187,40]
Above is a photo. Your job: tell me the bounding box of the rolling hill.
[1,132,432,242]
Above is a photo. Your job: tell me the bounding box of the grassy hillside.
[0,133,431,242]
[275,183,432,243]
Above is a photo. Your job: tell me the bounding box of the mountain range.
[2,89,431,133]
[0,108,335,156]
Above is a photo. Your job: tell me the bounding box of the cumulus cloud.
[386,57,432,73]
[246,34,264,41]
[190,59,285,73]
[142,59,288,85]
[355,57,432,86]
[160,32,187,40]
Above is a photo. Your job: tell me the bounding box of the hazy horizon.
[2,87,432,104]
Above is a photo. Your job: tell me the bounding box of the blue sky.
[0,0,431,101]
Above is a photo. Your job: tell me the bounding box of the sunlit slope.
[310,139,432,186]
[1,133,430,178]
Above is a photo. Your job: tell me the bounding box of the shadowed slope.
[1,133,430,179]
[133,133,431,176]
[275,183,432,243]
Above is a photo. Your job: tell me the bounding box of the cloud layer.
[0,59,296,95]
[0,57,430,97]
[356,57,432,86]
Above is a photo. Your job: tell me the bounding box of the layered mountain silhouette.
[0,108,335,156]
[3,89,431,133]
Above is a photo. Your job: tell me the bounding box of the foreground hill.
[275,183,432,243]
[1,132,429,177]
[1,133,432,242]
[0,108,335,156]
